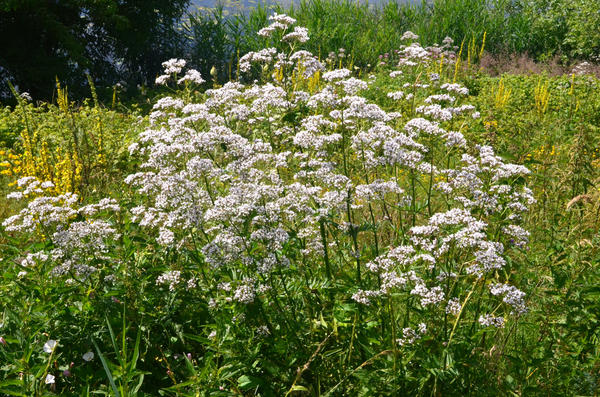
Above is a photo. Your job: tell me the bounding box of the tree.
[0,0,189,101]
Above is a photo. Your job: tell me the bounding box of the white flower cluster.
[290,50,324,78]
[397,323,427,346]
[489,283,527,314]
[282,26,310,43]
[478,314,505,328]
[155,58,205,86]
[445,298,462,315]
[441,83,469,96]
[177,69,205,85]
[425,94,456,104]
[5,176,54,199]
[322,68,351,82]
[257,13,297,37]
[351,289,382,305]
[2,177,121,281]
[233,281,256,304]
[239,48,278,73]
[394,36,460,68]
[157,270,182,291]
[401,31,419,41]
[3,193,79,232]
[0,19,535,354]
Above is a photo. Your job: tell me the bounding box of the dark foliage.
[0,0,189,101]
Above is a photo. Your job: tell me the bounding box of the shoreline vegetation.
[2,0,600,103]
[0,3,599,396]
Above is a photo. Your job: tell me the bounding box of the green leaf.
[0,379,27,396]
[291,385,309,392]
[131,328,141,372]
[92,338,121,397]
[132,374,144,394]
[238,374,262,390]
[0,389,27,397]
[106,317,119,358]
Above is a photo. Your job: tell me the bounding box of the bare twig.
[285,331,334,396]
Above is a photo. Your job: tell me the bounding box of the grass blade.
[92,338,121,397]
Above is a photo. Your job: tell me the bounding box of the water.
[190,0,298,14]
[189,0,399,15]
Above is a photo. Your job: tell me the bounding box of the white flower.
[479,314,505,328]
[238,48,278,73]
[270,13,295,25]
[162,58,186,74]
[401,31,419,40]
[156,271,181,291]
[352,289,381,305]
[83,351,94,362]
[157,227,175,246]
[387,91,405,100]
[322,68,351,82]
[446,298,462,315]
[155,74,170,85]
[43,339,57,353]
[177,69,205,85]
[441,83,469,95]
[233,282,256,304]
[45,374,55,384]
[282,26,310,43]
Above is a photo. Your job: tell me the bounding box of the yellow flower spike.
[569,73,575,96]
[479,31,487,60]
[534,79,550,115]
[55,77,70,113]
[493,79,511,110]
[467,35,475,68]
[453,38,464,84]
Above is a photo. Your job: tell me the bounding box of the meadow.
[0,4,600,396]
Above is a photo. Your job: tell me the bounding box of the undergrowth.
[0,12,599,397]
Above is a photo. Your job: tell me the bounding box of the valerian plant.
[1,15,536,395]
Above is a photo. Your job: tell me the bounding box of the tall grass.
[183,0,545,79]
[184,0,600,82]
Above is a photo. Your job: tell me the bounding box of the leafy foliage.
[1,8,600,397]
[0,0,189,101]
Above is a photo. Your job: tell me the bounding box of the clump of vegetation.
[4,0,599,105]
[185,0,600,86]
[1,7,599,397]
[0,0,189,100]
[0,81,143,217]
